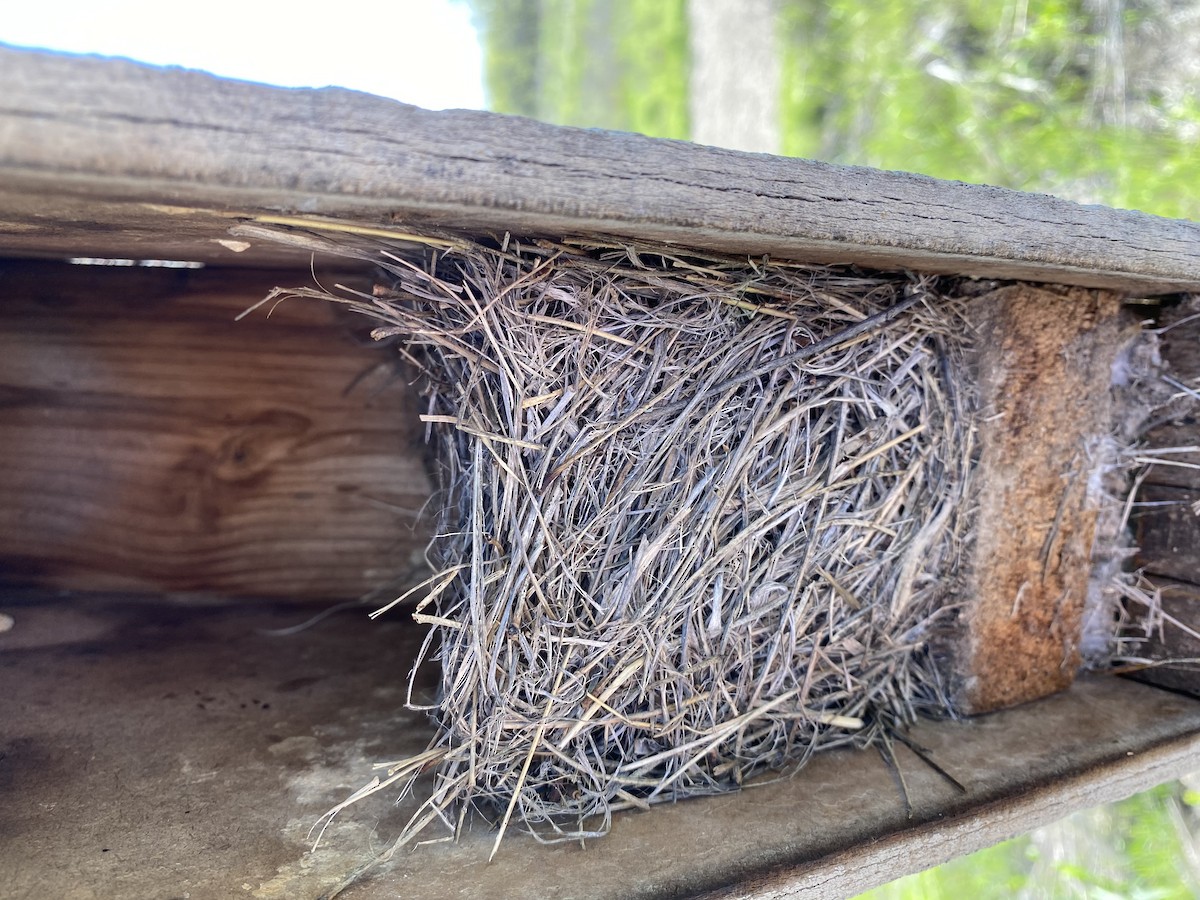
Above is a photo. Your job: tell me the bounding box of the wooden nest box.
[2,46,1200,900]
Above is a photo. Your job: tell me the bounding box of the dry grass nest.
[242,224,983,855]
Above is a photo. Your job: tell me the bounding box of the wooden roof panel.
[1,45,1198,290]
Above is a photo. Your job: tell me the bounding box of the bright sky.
[1,0,486,111]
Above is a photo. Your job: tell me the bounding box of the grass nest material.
[243,225,981,853]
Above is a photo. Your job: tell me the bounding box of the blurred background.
[4,0,1199,895]
[469,0,1200,220]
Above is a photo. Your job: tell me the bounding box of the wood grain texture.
[1135,484,1200,585]
[1139,425,1200,491]
[0,261,432,599]
[1140,310,1200,492]
[1131,302,1200,692]
[1,45,1199,292]
[954,285,1131,713]
[1126,579,1200,697]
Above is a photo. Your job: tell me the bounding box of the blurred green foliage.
[466,0,1199,219]
[860,839,1031,900]
[468,0,690,138]
[855,783,1200,898]
[777,0,1200,219]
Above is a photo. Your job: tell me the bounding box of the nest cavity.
[254,228,980,851]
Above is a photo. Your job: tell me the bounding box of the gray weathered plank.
[1,45,1199,291]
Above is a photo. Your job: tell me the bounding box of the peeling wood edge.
[701,725,1200,900]
[0,178,1195,293]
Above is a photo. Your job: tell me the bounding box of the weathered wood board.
[1131,311,1200,695]
[0,261,432,599]
[3,591,1200,900]
[1,45,1200,294]
[955,285,1130,712]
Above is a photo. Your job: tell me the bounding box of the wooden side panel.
[1124,579,1200,696]
[1131,311,1200,694]
[0,261,432,599]
[954,285,1130,713]
[1136,484,1200,583]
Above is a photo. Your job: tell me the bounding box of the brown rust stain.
[956,285,1128,714]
